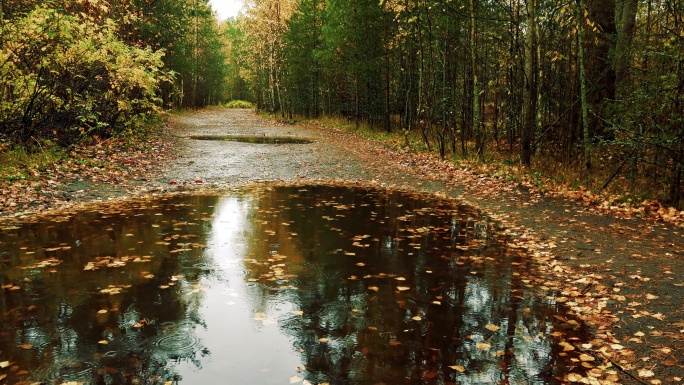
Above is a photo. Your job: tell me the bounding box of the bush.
[224,100,254,109]
[0,6,174,145]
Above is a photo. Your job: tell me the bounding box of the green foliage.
[224,100,254,108]
[0,6,173,145]
[0,141,65,182]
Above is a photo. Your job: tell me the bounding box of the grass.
[0,142,66,182]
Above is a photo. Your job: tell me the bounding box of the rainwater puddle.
[188,135,313,144]
[0,185,589,385]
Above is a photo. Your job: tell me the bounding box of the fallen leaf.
[579,353,595,362]
[638,369,654,378]
[475,342,491,351]
[449,365,465,372]
[485,324,500,332]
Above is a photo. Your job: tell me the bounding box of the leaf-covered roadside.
[302,117,684,229]
[0,131,173,217]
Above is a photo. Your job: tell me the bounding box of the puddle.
[188,135,313,144]
[0,185,589,384]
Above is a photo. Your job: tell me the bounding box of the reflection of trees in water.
[243,186,573,384]
[0,195,218,384]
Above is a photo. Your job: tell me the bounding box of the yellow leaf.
[318,338,328,343]
[579,353,595,362]
[411,316,422,321]
[638,369,654,378]
[475,342,491,351]
[560,341,575,351]
[98,340,109,345]
[396,286,410,292]
[449,365,465,372]
[0,361,9,368]
[567,373,583,382]
[368,286,379,292]
[485,324,500,332]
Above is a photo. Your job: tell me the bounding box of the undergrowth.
[299,115,670,209]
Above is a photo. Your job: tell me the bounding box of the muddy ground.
[3,108,683,384]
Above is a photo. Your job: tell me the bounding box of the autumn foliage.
[0,5,173,145]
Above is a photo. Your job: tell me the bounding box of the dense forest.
[230,0,684,207]
[1,0,683,207]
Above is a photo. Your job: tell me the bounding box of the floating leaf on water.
[411,316,422,321]
[394,277,406,281]
[98,340,109,345]
[0,361,10,368]
[318,338,329,343]
[475,343,491,351]
[292,311,304,316]
[368,286,379,292]
[485,324,500,332]
[97,309,108,315]
[396,286,410,292]
[638,369,654,378]
[355,262,365,267]
[449,365,465,373]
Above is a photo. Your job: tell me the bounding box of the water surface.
[188,135,312,144]
[0,185,587,384]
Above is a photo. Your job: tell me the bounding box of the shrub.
[224,100,254,109]
[0,6,174,145]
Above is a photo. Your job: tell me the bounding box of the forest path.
[165,108,683,384]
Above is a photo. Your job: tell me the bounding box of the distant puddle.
[188,135,312,144]
[0,185,589,385]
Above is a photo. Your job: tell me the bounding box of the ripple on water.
[153,333,201,358]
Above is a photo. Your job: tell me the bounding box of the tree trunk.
[584,0,616,139]
[577,0,592,178]
[521,0,536,167]
[469,0,482,157]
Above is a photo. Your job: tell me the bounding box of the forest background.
[0,0,683,211]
